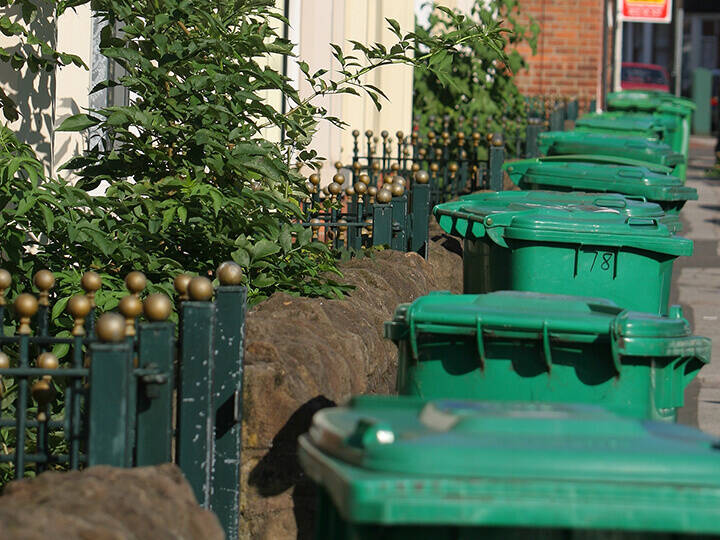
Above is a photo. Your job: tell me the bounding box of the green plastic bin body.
[299,396,720,539]
[433,195,692,314]
[504,157,698,215]
[537,131,685,179]
[384,291,709,421]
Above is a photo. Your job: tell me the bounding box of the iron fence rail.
[0,265,246,540]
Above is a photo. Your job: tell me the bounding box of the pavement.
[672,135,720,435]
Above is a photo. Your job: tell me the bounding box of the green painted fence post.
[135,307,175,467]
[410,173,431,258]
[390,195,407,251]
[372,203,393,247]
[525,121,540,158]
[488,134,505,191]
[211,263,246,540]
[88,313,133,467]
[176,278,215,507]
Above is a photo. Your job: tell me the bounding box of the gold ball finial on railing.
[393,176,407,188]
[119,294,143,337]
[125,271,147,296]
[354,182,368,196]
[328,182,341,198]
[345,186,355,197]
[310,218,322,240]
[352,129,360,138]
[309,173,321,186]
[415,170,430,184]
[449,163,459,174]
[67,295,92,336]
[81,271,102,308]
[38,351,59,371]
[15,293,38,335]
[188,276,213,301]
[96,312,126,343]
[365,129,373,138]
[390,183,405,197]
[359,173,371,186]
[33,270,55,307]
[492,132,504,147]
[429,162,440,173]
[334,161,343,172]
[411,163,420,173]
[174,274,192,301]
[376,188,392,204]
[0,269,11,307]
[143,293,173,322]
[33,352,58,422]
[333,173,345,185]
[217,261,243,286]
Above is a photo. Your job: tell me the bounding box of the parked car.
[621,62,671,92]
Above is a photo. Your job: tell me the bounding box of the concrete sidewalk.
[673,135,720,435]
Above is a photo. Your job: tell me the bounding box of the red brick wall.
[514,0,604,102]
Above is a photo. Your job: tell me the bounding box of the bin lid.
[504,158,698,202]
[607,90,696,113]
[300,396,720,532]
[576,112,667,134]
[433,195,692,255]
[508,153,675,174]
[384,291,709,364]
[538,132,685,166]
[435,191,681,235]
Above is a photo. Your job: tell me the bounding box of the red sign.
[621,0,672,23]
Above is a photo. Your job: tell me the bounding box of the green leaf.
[251,239,281,260]
[57,114,101,132]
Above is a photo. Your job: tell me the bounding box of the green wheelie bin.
[537,131,685,179]
[299,395,720,539]
[432,195,692,314]
[607,90,695,162]
[575,112,685,161]
[384,290,709,421]
[504,156,698,214]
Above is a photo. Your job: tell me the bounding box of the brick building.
[513,0,605,102]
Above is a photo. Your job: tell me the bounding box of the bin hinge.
[475,316,486,371]
[542,321,552,373]
[609,324,622,376]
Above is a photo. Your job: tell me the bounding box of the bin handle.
[476,316,552,373]
[593,196,627,209]
[626,217,659,228]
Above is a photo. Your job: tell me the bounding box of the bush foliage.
[413,0,539,153]
[1,0,507,307]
